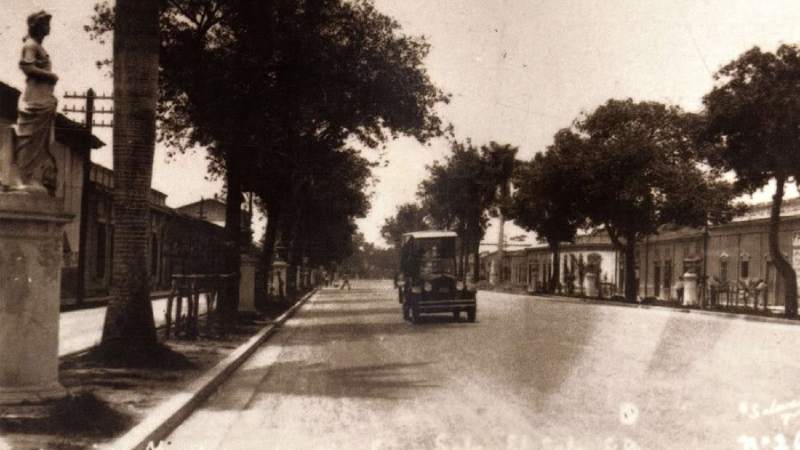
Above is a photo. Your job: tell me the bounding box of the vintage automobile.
[396,231,477,323]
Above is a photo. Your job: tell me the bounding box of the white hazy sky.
[1,1,799,247]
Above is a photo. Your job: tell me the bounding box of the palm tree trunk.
[100,0,159,352]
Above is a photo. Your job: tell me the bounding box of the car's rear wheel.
[452,311,460,321]
[467,307,476,322]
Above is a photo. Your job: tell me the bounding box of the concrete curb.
[106,288,319,450]
[482,290,800,327]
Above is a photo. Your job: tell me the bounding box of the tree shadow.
[298,306,401,319]
[278,320,433,346]
[645,314,731,376]
[206,360,439,410]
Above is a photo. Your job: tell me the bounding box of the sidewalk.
[59,294,209,357]
[60,290,173,312]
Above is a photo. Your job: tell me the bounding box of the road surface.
[167,280,800,449]
[59,295,208,356]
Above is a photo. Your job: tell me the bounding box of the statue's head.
[26,10,52,39]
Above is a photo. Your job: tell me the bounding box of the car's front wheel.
[466,307,476,323]
[410,304,420,324]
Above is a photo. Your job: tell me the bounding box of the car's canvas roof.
[402,230,458,240]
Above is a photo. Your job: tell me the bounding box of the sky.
[2,1,800,248]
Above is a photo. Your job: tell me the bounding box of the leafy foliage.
[87,0,450,288]
[417,140,518,278]
[549,99,740,301]
[702,44,800,316]
[509,130,586,247]
[380,203,430,248]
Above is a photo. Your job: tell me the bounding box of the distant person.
[756,278,767,309]
[708,275,719,306]
[340,273,351,290]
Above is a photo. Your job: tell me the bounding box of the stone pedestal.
[238,254,258,313]
[682,272,698,306]
[489,260,498,285]
[0,194,72,405]
[584,272,598,298]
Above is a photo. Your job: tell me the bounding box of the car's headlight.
[466,280,476,290]
[411,286,422,294]
[456,281,465,290]
[397,279,405,287]
[424,281,433,292]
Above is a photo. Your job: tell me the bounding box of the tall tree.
[87,0,448,309]
[483,142,518,259]
[566,99,740,303]
[381,203,430,248]
[418,141,510,280]
[99,0,160,358]
[702,44,800,317]
[509,131,586,292]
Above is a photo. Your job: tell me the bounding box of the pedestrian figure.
[340,273,351,290]
[675,276,684,303]
[708,275,719,307]
[756,278,767,310]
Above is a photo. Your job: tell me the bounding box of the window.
[96,224,106,279]
[741,260,749,279]
[720,260,728,282]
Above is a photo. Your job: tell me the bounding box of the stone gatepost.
[683,272,698,306]
[238,253,258,313]
[0,194,72,405]
[584,272,599,298]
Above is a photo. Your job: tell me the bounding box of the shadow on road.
[297,306,401,319]
[279,321,435,346]
[645,314,731,376]
[207,360,439,409]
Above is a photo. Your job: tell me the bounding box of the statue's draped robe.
[16,38,57,193]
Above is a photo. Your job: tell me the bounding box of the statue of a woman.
[13,11,58,195]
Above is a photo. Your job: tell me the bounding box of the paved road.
[167,281,800,449]
[59,295,208,356]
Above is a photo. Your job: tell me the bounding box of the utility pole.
[63,89,113,305]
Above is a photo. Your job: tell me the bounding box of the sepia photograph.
[2,1,800,449]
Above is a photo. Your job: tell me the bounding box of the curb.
[106,288,319,450]
[482,290,800,327]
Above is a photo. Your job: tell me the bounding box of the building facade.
[483,204,800,310]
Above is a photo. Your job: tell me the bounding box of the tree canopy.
[702,44,800,316]
[380,203,430,249]
[556,99,740,301]
[508,131,586,291]
[87,0,449,300]
[418,140,518,279]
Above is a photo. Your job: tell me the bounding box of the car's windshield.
[415,238,456,276]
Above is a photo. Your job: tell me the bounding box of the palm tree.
[99,0,160,357]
